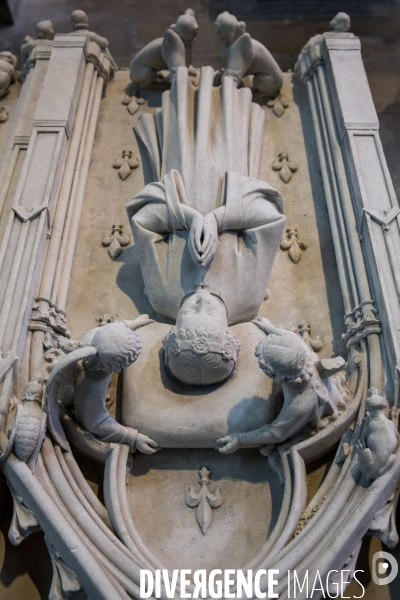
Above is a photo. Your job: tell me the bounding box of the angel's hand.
[199,212,219,268]
[215,435,240,454]
[251,317,273,334]
[356,439,365,452]
[128,314,155,330]
[188,212,203,266]
[136,433,160,454]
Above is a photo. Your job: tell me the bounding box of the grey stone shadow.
[292,75,347,358]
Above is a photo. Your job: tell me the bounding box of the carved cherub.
[46,316,159,454]
[357,388,398,480]
[129,9,198,95]
[216,318,347,455]
[214,12,283,99]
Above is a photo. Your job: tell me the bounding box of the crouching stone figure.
[46,317,158,454]
[216,318,347,455]
[129,9,198,94]
[214,11,283,98]
[357,388,398,480]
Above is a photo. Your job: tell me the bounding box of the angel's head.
[255,333,313,386]
[87,323,142,373]
[163,290,240,386]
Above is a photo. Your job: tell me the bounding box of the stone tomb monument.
[0,8,399,599]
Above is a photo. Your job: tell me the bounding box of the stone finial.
[36,20,55,40]
[70,10,89,30]
[329,12,351,33]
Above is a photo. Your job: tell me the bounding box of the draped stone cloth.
[127,66,286,325]
[133,66,267,213]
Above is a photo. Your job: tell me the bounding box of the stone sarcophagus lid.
[0,8,399,599]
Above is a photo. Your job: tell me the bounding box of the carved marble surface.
[0,9,399,600]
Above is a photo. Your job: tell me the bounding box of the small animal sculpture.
[357,388,398,480]
[0,375,47,471]
[214,11,283,98]
[0,51,17,98]
[129,9,198,95]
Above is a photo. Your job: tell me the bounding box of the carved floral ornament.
[280,226,307,263]
[113,150,139,180]
[267,94,289,117]
[186,467,223,534]
[272,151,298,183]
[102,224,130,260]
[0,106,8,123]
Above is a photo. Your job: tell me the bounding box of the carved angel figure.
[216,318,347,454]
[357,388,398,480]
[214,11,283,98]
[46,317,158,454]
[129,9,198,94]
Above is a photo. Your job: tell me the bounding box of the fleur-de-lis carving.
[186,467,223,535]
[297,320,323,352]
[113,150,139,181]
[102,225,130,260]
[266,94,289,117]
[0,106,9,123]
[280,227,307,263]
[272,152,298,183]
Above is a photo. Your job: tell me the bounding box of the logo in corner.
[372,551,398,586]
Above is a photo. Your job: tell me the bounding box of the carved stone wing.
[45,346,97,452]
